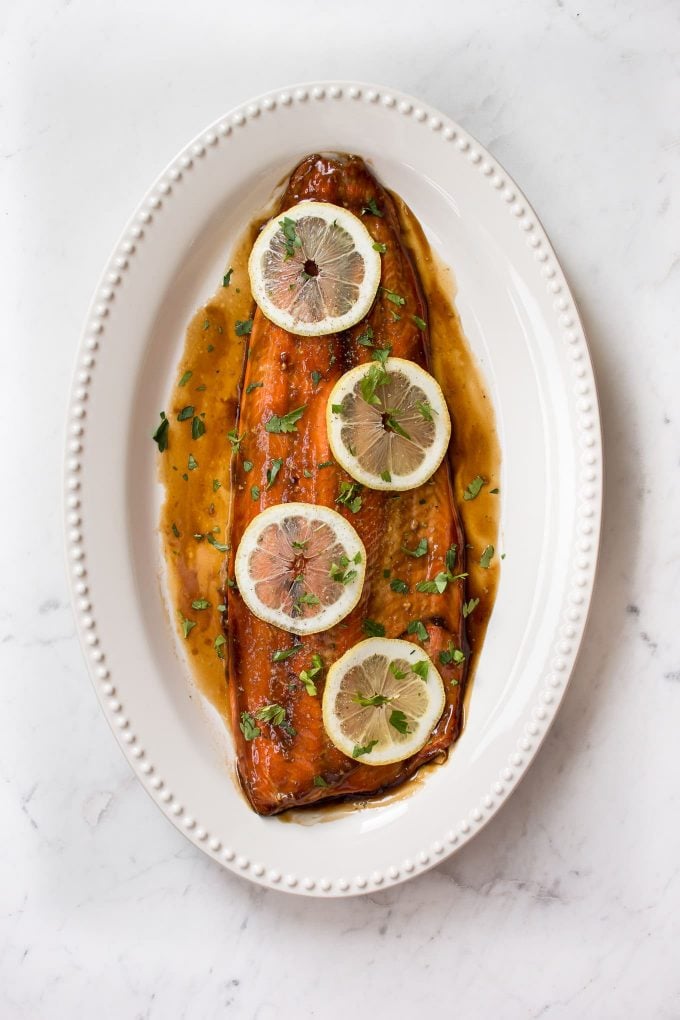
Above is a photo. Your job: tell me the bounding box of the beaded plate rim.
[64,80,602,897]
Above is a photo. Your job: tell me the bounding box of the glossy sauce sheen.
[159,155,501,816]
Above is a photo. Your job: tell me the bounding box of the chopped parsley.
[317,460,334,469]
[222,268,233,287]
[463,475,486,501]
[384,413,411,440]
[336,480,362,513]
[266,457,284,489]
[171,522,180,538]
[313,775,329,788]
[445,545,458,572]
[235,319,253,336]
[439,644,466,666]
[372,346,391,366]
[381,287,406,307]
[363,619,385,638]
[463,598,480,618]
[389,663,407,680]
[299,653,323,696]
[256,703,287,725]
[415,572,450,594]
[202,319,211,331]
[212,478,221,492]
[329,560,359,585]
[412,315,427,331]
[214,634,226,659]
[246,381,263,394]
[243,460,254,472]
[407,620,428,642]
[311,370,323,387]
[490,487,500,494]
[152,412,169,452]
[178,611,196,639]
[479,545,495,569]
[239,712,260,741]
[353,692,390,707]
[177,405,194,421]
[360,360,389,406]
[227,428,245,453]
[191,598,211,610]
[265,405,306,434]
[192,416,206,440]
[372,241,387,253]
[272,647,300,663]
[411,660,429,681]
[279,216,302,259]
[178,370,193,387]
[352,739,379,758]
[362,198,383,217]
[416,401,435,422]
[187,453,198,471]
[402,538,428,558]
[380,470,392,482]
[206,534,228,552]
[356,326,374,347]
[390,578,409,594]
[389,709,410,734]
[250,485,260,501]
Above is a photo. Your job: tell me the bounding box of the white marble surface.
[2,0,678,1016]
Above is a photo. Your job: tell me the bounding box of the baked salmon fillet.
[226,154,468,815]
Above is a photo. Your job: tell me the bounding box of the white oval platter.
[64,81,602,897]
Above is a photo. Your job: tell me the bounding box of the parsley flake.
[266,457,283,489]
[463,598,480,618]
[362,198,383,217]
[178,611,196,639]
[463,475,486,501]
[363,619,385,638]
[352,739,379,758]
[389,709,410,734]
[402,538,428,558]
[279,216,302,258]
[381,287,406,307]
[390,578,409,594]
[239,712,260,741]
[178,370,192,387]
[235,319,253,336]
[265,405,306,434]
[272,647,300,663]
[152,412,169,452]
[407,620,428,642]
[479,545,495,569]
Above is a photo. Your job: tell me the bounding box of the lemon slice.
[248,201,381,336]
[322,638,446,765]
[234,502,366,635]
[326,357,451,490]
